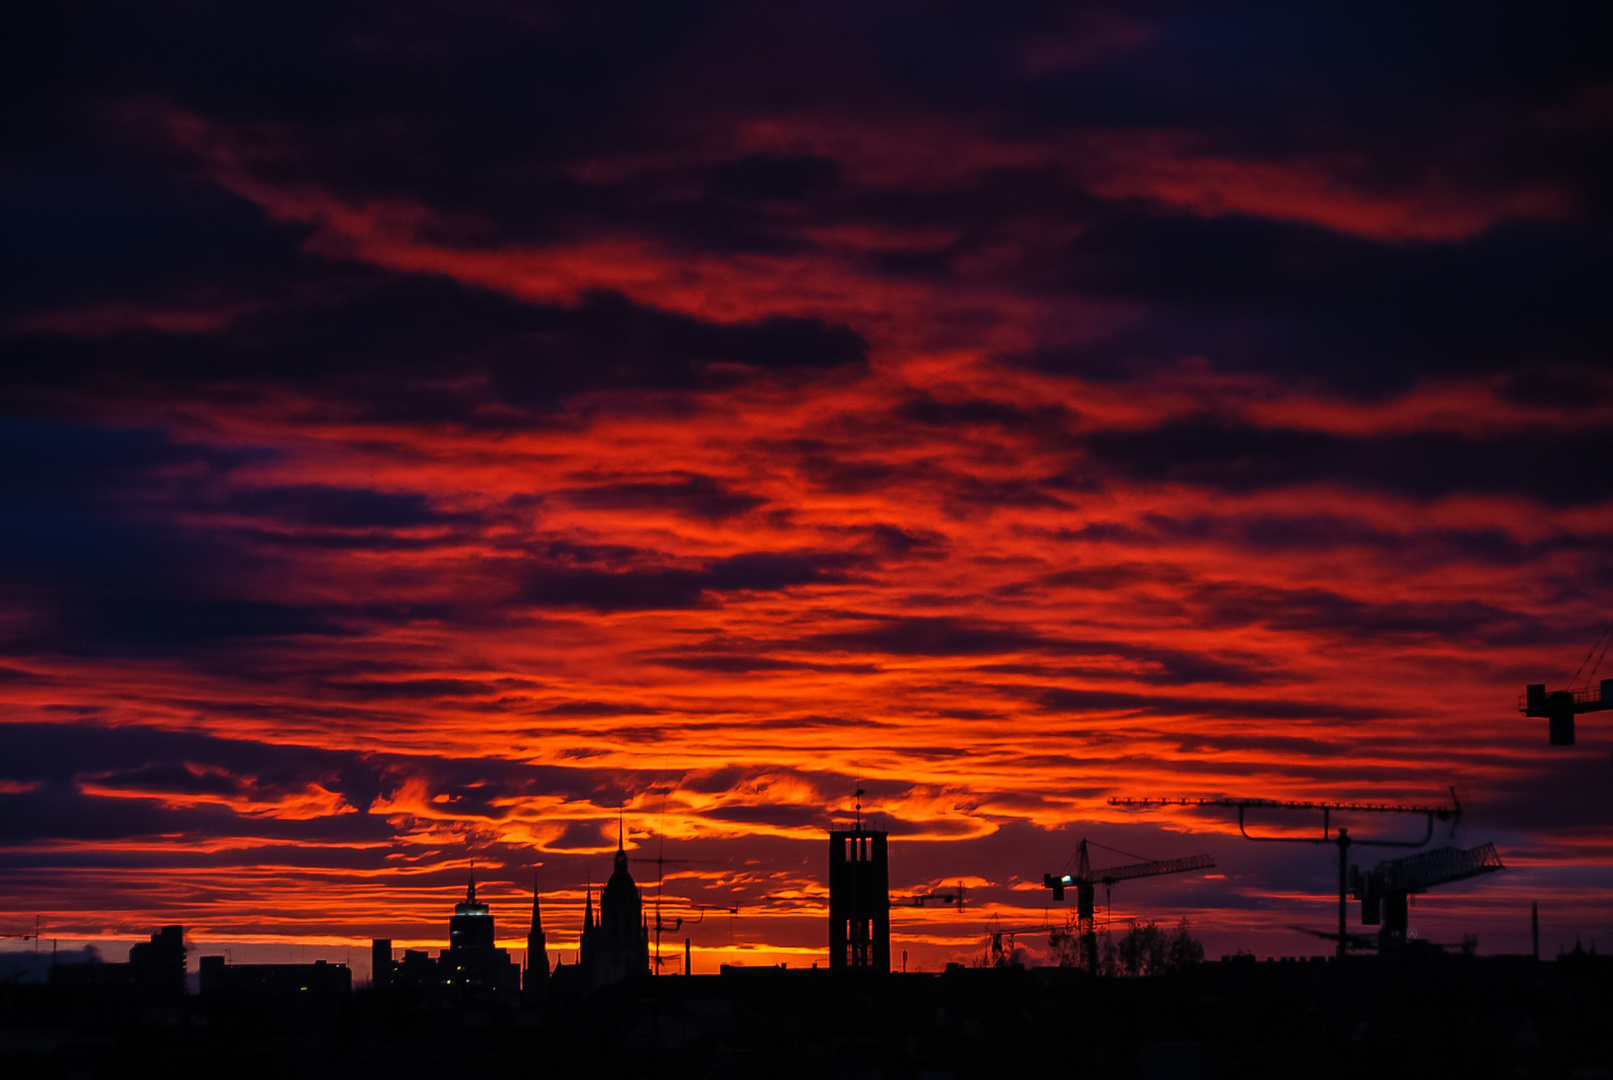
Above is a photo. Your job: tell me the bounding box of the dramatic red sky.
[3,2,1612,976]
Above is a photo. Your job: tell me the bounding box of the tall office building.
[439,874,521,994]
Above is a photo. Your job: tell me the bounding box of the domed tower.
[580,819,650,988]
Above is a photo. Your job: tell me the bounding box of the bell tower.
[828,827,889,971]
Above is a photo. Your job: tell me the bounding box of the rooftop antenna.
[855,775,865,831]
[630,780,724,975]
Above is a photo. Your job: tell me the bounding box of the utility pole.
[1337,828,1349,954]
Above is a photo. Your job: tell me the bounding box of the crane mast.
[1523,621,1613,745]
[1041,839,1216,973]
[1111,793,1462,959]
[1521,680,1612,745]
[1352,842,1504,951]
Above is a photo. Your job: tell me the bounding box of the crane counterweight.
[1351,842,1504,951]
[1524,620,1613,745]
[1521,680,1612,746]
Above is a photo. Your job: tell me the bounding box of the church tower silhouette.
[525,871,549,997]
[579,816,649,987]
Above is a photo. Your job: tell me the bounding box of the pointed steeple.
[525,868,550,993]
[584,878,594,930]
[466,867,477,906]
[530,870,542,933]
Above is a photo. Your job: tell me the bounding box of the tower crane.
[1352,842,1504,951]
[983,911,1054,967]
[1,917,43,953]
[1041,839,1215,973]
[1521,620,1613,745]
[1111,792,1461,959]
[1521,682,1611,747]
[895,882,965,909]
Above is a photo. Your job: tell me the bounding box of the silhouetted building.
[525,878,549,997]
[129,925,187,994]
[49,926,186,996]
[373,877,520,996]
[393,948,438,990]
[449,874,494,950]
[829,828,889,971]
[440,874,521,995]
[371,938,392,989]
[198,955,350,996]
[580,825,649,988]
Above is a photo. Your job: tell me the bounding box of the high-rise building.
[439,874,521,995]
[449,874,495,952]
[828,828,889,971]
[371,938,392,989]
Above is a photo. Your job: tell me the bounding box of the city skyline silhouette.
[2,0,1611,977]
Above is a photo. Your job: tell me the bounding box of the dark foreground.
[2,952,1609,1079]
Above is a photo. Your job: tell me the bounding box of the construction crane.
[982,912,1054,967]
[1352,842,1504,951]
[1,917,43,954]
[1521,620,1613,745]
[1111,792,1461,959]
[1521,682,1612,747]
[1040,839,1215,973]
[895,882,965,909]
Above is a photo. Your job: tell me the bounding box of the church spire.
[525,868,550,995]
[584,878,594,930]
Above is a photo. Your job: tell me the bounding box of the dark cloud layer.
[1038,216,1612,394]
[0,720,636,838]
[5,283,867,427]
[522,549,870,612]
[562,474,766,522]
[1084,416,1613,505]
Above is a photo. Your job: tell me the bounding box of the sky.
[2,1,1612,976]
